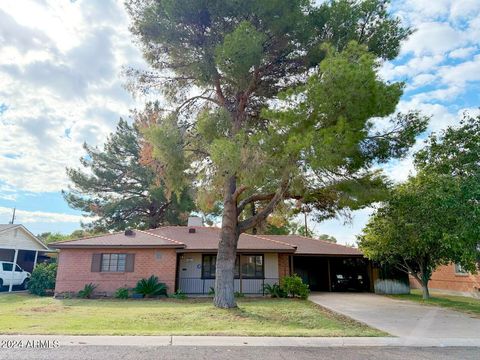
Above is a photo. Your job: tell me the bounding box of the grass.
[390,289,480,316]
[0,293,384,336]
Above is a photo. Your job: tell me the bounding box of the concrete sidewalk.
[309,293,480,339]
[1,335,479,347]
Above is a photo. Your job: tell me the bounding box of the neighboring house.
[0,224,52,292]
[51,218,371,296]
[410,264,480,298]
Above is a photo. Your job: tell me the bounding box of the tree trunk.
[214,176,240,308]
[421,281,430,300]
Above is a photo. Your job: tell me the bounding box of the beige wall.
[177,252,280,280]
[0,227,46,251]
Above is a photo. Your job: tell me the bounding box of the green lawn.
[390,289,480,316]
[0,293,383,336]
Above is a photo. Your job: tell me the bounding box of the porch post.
[33,251,39,269]
[327,258,332,292]
[8,249,18,292]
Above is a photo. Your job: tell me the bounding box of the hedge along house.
[51,221,371,296]
[0,224,53,292]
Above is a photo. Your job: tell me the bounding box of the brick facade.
[278,254,291,279]
[55,248,177,296]
[409,263,480,297]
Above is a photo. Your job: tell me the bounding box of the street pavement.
[0,346,479,360]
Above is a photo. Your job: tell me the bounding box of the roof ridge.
[243,233,297,249]
[49,231,123,245]
[139,229,185,246]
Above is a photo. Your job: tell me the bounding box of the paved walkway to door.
[309,293,480,339]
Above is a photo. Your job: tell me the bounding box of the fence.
[177,277,280,295]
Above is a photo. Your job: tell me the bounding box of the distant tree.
[126,0,424,308]
[318,234,337,243]
[359,115,480,299]
[38,232,71,244]
[63,119,194,231]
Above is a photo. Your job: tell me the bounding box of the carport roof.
[256,234,363,256]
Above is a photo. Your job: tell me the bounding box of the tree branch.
[237,177,290,232]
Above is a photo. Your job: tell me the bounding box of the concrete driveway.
[309,293,480,339]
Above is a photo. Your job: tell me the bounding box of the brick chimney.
[187,216,203,233]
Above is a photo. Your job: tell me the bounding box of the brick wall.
[409,263,480,295]
[278,254,291,279]
[55,248,177,296]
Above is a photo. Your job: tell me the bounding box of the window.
[201,255,263,279]
[455,263,468,275]
[241,255,264,278]
[15,265,22,272]
[2,263,12,271]
[202,255,216,279]
[101,254,127,272]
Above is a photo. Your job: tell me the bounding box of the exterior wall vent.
[188,228,196,234]
[124,229,134,236]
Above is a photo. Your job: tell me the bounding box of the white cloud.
[0,206,87,223]
[449,46,477,59]
[0,0,148,195]
[401,22,465,56]
[438,54,480,86]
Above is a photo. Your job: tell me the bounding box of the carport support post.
[8,249,18,292]
[33,251,38,269]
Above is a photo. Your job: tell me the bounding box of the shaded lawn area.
[0,293,384,336]
[390,289,480,316]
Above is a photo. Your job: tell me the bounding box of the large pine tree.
[126,0,427,307]
[63,119,194,231]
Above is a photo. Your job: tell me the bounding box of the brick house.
[51,223,370,296]
[410,264,480,298]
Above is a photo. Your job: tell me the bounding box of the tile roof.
[147,227,295,252]
[50,230,185,249]
[51,226,362,256]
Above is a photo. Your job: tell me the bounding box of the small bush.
[78,283,97,299]
[208,287,215,296]
[170,290,187,299]
[263,283,287,298]
[234,291,245,298]
[115,287,130,299]
[281,274,310,299]
[134,275,167,298]
[28,263,57,296]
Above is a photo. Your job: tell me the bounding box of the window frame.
[201,254,264,279]
[100,253,127,273]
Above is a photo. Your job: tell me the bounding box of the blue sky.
[0,0,479,243]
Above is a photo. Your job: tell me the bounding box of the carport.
[292,255,371,292]
[0,224,53,292]
[273,235,373,292]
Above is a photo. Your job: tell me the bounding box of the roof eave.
[52,244,185,249]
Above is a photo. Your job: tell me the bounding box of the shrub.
[134,275,167,298]
[263,283,287,298]
[28,263,57,296]
[208,287,215,296]
[170,290,187,299]
[281,274,310,299]
[234,291,245,298]
[78,283,97,299]
[115,287,130,299]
